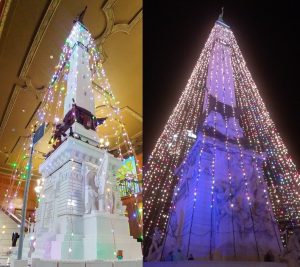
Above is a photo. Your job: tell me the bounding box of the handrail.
[0,206,30,231]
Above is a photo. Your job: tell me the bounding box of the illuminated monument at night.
[22,19,142,264]
[144,11,300,264]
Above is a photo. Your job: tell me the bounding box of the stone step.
[0,255,9,266]
[0,210,24,263]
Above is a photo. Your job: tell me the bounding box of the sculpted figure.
[227,117,244,139]
[95,153,109,212]
[85,185,98,213]
[104,184,115,214]
[149,227,162,255]
[204,111,226,136]
[28,235,36,258]
[284,228,300,267]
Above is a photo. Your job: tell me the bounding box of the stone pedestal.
[83,213,141,260]
[161,133,282,261]
[10,258,28,267]
[50,232,84,260]
[85,261,113,267]
[31,137,142,261]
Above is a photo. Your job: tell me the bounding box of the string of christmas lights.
[143,21,300,255]
[1,20,142,256]
[29,22,142,255]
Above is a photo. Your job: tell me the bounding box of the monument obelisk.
[31,21,142,261]
[159,16,282,262]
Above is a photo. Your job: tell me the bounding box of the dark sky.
[143,0,300,168]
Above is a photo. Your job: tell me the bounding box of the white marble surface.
[83,214,141,260]
[85,260,113,267]
[32,138,141,260]
[31,259,142,267]
[10,259,27,267]
[63,23,95,117]
[58,260,86,267]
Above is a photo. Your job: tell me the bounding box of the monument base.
[50,233,84,260]
[31,213,142,261]
[144,261,287,267]
[30,258,142,267]
[10,258,27,267]
[83,213,142,260]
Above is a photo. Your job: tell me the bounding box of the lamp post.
[17,123,45,260]
[17,134,34,260]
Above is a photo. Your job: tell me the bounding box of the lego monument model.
[30,21,142,261]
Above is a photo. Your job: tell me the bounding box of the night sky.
[143,0,300,168]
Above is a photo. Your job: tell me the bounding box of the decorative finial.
[216,7,230,28]
[74,6,87,24]
[218,7,224,21]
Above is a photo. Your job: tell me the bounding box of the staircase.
[0,209,20,265]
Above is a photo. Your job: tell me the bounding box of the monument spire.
[218,7,224,21]
[216,7,230,28]
[60,20,102,146]
[143,14,295,261]
[63,22,94,117]
[74,6,88,24]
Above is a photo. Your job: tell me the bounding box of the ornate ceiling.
[0,0,142,180]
